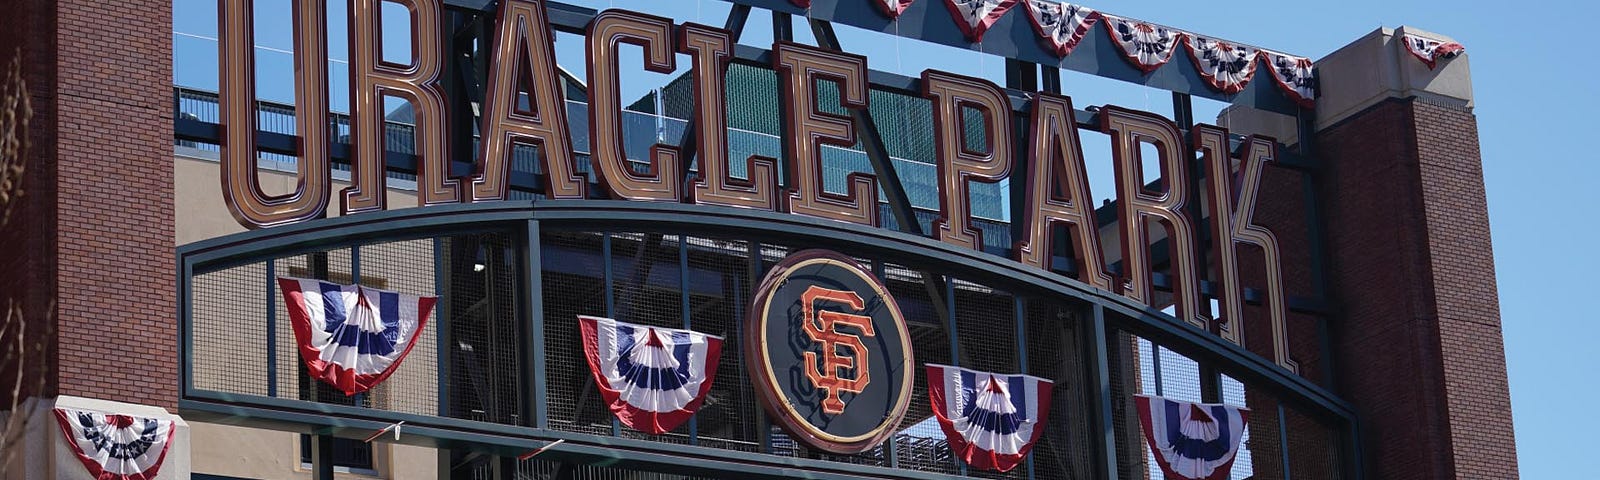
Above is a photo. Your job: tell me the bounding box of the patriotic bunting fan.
[53,408,175,480]
[1402,33,1465,70]
[1022,1,1099,56]
[1136,395,1250,480]
[579,315,724,435]
[925,364,1054,473]
[944,0,1020,42]
[1188,36,1260,94]
[1102,14,1180,72]
[278,277,436,396]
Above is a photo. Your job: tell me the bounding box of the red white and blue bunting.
[1021,1,1099,57]
[943,0,1020,42]
[1136,395,1249,480]
[579,315,724,435]
[925,364,1053,473]
[1101,14,1181,73]
[1187,36,1260,94]
[851,0,1320,104]
[1261,50,1317,108]
[53,408,175,480]
[1402,32,1464,70]
[278,277,437,396]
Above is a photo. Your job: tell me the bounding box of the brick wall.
[53,0,176,409]
[1317,97,1517,479]
[0,0,176,410]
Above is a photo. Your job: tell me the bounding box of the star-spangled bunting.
[1402,32,1465,69]
[1187,35,1260,94]
[1022,1,1099,56]
[926,364,1054,473]
[1101,14,1181,72]
[1261,49,1317,108]
[53,408,176,480]
[1136,395,1250,480]
[579,315,724,435]
[943,0,1020,42]
[278,277,436,396]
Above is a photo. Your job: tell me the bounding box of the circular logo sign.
[745,249,914,454]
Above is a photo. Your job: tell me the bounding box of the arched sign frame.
[177,200,1359,480]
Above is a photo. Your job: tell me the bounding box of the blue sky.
[174,0,1596,476]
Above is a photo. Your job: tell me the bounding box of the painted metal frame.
[178,200,1356,479]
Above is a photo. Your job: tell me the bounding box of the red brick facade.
[1317,97,1517,479]
[0,0,175,410]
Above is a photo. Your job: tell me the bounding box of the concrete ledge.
[2,396,190,480]
[1217,25,1472,143]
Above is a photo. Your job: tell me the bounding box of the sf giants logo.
[800,285,877,415]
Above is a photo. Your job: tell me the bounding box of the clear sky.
[173,0,1597,476]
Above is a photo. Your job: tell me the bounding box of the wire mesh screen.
[685,236,762,453]
[192,231,522,427]
[192,262,270,396]
[883,265,954,475]
[540,230,611,436]
[1025,300,1094,480]
[360,239,440,418]
[1284,403,1344,480]
[950,281,1024,480]
[1107,331,1148,479]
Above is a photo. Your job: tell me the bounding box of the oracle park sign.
[177,0,1369,478]
[216,0,1299,371]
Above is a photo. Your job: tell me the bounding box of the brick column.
[1313,27,1516,479]
[50,0,177,410]
[0,0,175,409]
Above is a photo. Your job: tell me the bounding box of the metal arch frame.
[177,200,1357,480]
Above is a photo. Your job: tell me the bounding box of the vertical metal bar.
[945,280,965,476]
[527,221,547,430]
[681,237,697,445]
[749,240,772,455]
[603,233,619,437]
[1084,304,1120,480]
[351,247,365,408]
[725,4,752,42]
[1014,296,1034,480]
[1279,403,1294,480]
[883,266,898,468]
[1346,418,1366,480]
[310,433,336,480]
[434,238,450,418]
[772,11,792,42]
[1042,67,1062,94]
[266,260,277,398]
[1151,344,1163,397]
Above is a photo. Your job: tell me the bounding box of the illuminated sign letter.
[586,10,681,201]
[218,0,331,228]
[922,70,1013,251]
[1195,125,1297,372]
[343,0,458,214]
[1101,106,1207,331]
[472,0,582,201]
[1014,93,1112,291]
[774,43,877,226]
[682,24,778,211]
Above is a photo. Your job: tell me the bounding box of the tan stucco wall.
[178,151,441,479]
